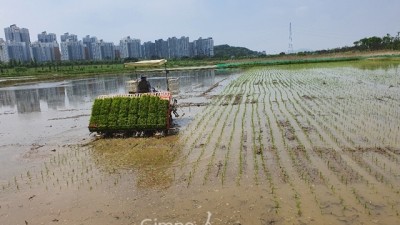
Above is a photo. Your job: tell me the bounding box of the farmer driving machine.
[88,59,179,137]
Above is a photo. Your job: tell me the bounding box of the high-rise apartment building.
[92,40,115,61]
[60,33,85,61]
[6,42,29,62]
[177,36,190,58]
[142,41,156,59]
[154,39,168,59]
[3,24,31,62]
[167,36,190,58]
[191,37,214,57]
[38,32,57,43]
[4,24,31,43]
[60,33,78,42]
[0,38,10,62]
[82,35,98,60]
[167,37,178,58]
[30,31,60,62]
[31,42,60,63]
[120,36,141,59]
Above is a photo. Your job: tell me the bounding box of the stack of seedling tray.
[88,92,171,133]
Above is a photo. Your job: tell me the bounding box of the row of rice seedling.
[202,91,237,184]
[298,70,398,216]
[238,71,305,217]
[268,69,380,217]
[282,67,400,215]
[178,77,241,162]
[295,70,400,187]
[173,65,400,223]
[235,74,254,185]
[267,74,332,217]
[3,145,107,194]
[180,80,238,186]
[272,73,367,215]
[306,68,400,147]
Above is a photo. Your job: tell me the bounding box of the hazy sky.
[1,0,399,54]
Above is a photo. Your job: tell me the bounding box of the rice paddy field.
[1,59,400,225]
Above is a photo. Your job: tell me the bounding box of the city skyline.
[0,0,399,54]
[0,24,214,63]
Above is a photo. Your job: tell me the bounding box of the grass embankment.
[1,51,400,87]
[216,52,400,69]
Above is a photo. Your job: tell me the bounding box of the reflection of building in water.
[66,76,127,107]
[0,90,17,108]
[143,69,215,94]
[39,87,66,110]
[14,89,41,113]
[173,69,215,94]
[0,69,217,114]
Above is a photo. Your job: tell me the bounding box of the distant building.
[60,33,85,61]
[120,36,141,59]
[142,41,156,59]
[30,31,60,63]
[167,37,178,58]
[38,31,57,43]
[166,36,190,58]
[177,36,190,58]
[0,38,10,62]
[4,24,31,43]
[60,33,78,42]
[148,36,210,59]
[6,41,29,62]
[31,41,60,63]
[92,40,115,61]
[2,23,215,63]
[154,39,168,59]
[82,35,98,60]
[3,24,31,62]
[114,45,121,60]
[191,37,214,57]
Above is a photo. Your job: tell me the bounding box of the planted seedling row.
[280,68,400,214]
[268,70,377,215]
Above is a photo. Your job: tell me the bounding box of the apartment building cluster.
[0,24,214,64]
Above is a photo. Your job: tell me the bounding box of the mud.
[1,64,400,224]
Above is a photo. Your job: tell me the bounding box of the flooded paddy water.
[1,61,400,225]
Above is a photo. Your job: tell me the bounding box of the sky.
[0,0,399,54]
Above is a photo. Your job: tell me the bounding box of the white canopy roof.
[124,59,167,68]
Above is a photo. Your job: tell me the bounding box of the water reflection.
[0,69,217,114]
[15,89,41,113]
[352,60,400,71]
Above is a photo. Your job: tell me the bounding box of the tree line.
[304,32,400,55]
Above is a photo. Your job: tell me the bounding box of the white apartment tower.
[120,36,141,59]
[3,24,31,62]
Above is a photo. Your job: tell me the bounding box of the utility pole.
[288,22,293,54]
